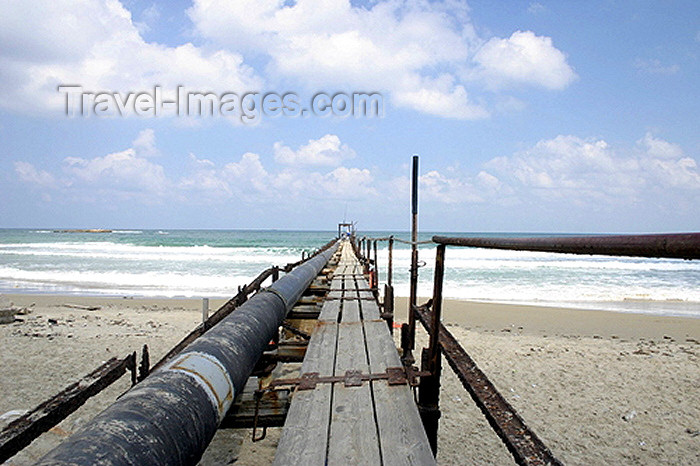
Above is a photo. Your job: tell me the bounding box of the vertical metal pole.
[383,236,395,334]
[373,240,378,291]
[383,284,394,334]
[419,243,445,455]
[387,236,394,287]
[202,298,209,325]
[427,245,445,370]
[405,155,419,359]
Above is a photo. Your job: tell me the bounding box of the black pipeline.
[37,241,339,466]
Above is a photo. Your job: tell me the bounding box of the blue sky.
[1,0,698,232]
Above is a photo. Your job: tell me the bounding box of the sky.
[0,0,698,233]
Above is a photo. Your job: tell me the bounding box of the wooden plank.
[363,320,436,465]
[276,241,433,465]
[318,299,341,322]
[328,309,381,465]
[273,321,337,465]
[341,279,360,322]
[356,275,381,320]
[326,276,344,299]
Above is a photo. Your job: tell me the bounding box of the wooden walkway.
[273,241,435,465]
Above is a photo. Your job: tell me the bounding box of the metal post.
[387,236,394,287]
[405,155,419,360]
[427,245,445,371]
[384,236,395,334]
[383,284,394,334]
[202,298,209,325]
[419,243,445,455]
[372,240,378,293]
[365,239,371,276]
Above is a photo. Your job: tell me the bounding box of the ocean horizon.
[1,228,698,318]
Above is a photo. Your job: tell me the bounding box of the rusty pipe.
[432,233,700,260]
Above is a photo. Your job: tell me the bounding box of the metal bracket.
[329,288,374,292]
[325,296,376,301]
[280,321,311,340]
[268,366,429,391]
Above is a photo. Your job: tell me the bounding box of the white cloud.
[132,128,158,158]
[527,2,546,14]
[61,129,168,193]
[381,133,698,217]
[419,170,482,204]
[179,134,375,202]
[637,134,700,189]
[483,134,700,205]
[274,134,356,166]
[188,0,573,118]
[393,75,489,119]
[0,0,576,119]
[321,167,375,199]
[223,153,271,193]
[178,166,232,198]
[13,129,698,227]
[638,133,684,160]
[473,31,577,90]
[0,0,262,115]
[633,58,680,75]
[14,161,59,188]
[135,3,160,34]
[15,129,169,202]
[64,148,168,193]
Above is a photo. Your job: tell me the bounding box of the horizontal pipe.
[150,267,277,373]
[432,233,700,260]
[37,241,339,466]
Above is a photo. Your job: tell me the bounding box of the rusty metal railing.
[415,232,700,464]
[0,354,138,463]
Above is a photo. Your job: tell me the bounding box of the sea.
[0,229,698,318]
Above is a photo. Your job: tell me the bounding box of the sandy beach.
[1,294,698,465]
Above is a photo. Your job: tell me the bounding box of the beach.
[1,294,698,465]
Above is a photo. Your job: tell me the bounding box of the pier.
[1,228,699,464]
[273,241,434,464]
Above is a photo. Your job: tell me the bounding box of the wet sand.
[1,294,698,465]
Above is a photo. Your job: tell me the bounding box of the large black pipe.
[37,241,339,466]
[432,233,700,260]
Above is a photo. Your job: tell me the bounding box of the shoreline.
[3,293,698,341]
